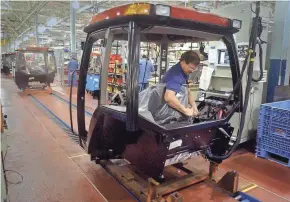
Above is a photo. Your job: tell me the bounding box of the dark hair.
[142,55,147,59]
[179,50,200,65]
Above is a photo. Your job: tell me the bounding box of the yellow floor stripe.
[241,184,258,193]
[69,154,89,159]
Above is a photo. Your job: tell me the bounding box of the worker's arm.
[164,89,194,117]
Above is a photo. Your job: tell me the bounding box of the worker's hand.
[183,107,195,117]
[193,107,200,116]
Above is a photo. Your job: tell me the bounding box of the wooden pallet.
[24,85,52,95]
[98,159,242,202]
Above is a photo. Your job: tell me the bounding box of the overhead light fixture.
[155,5,170,17]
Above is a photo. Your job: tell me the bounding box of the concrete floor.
[1,78,290,202]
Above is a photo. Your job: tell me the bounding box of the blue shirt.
[161,62,188,93]
[139,58,154,84]
[68,59,78,72]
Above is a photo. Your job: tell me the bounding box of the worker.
[139,55,154,92]
[161,50,200,117]
[67,54,78,86]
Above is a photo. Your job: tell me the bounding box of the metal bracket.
[165,192,183,202]
[217,171,239,194]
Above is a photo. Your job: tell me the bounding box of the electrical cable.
[208,0,265,119]
[69,69,82,147]
[252,39,263,82]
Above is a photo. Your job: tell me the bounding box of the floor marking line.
[71,159,109,202]
[241,184,258,193]
[218,167,290,201]
[69,154,89,159]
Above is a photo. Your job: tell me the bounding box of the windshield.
[89,25,240,104]
[17,51,56,75]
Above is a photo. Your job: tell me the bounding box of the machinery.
[207,2,271,143]
[14,47,56,94]
[75,3,261,201]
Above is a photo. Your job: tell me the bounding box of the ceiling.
[1,1,275,50]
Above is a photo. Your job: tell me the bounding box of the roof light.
[232,19,242,29]
[155,5,170,17]
[124,4,150,15]
[117,12,120,16]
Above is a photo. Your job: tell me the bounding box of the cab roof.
[84,3,240,35]
[16,47,54,52]
[2,52,16,55]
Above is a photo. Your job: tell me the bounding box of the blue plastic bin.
[256,100,290,167]
[86,74,100,92]
[235,192,260,202]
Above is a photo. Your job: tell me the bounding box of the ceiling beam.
[0,7,31,13]
[4,18,19,35]
[15,1,49,31]
[5,24,18,36]
[2,0,30,28]
[17,26,33,39]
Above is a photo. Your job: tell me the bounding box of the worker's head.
[71,53,77,60]
[179,51,200,74]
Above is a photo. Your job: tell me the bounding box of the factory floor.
[1,78,290,202]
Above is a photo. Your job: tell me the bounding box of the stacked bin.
[256,100,290,167]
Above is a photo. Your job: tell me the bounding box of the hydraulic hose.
[252,39,263,82]
[69,69,83,147]
[206,1,261,160]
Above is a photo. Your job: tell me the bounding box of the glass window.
[24,52,46,73]
[47,52,56,73]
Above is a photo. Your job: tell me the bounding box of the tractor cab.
[1,52,16,76]
[15,47,56,93]
[78,3,242,184]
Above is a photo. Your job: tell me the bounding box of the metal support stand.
[209,161,218,179]
[24,83,53,95]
